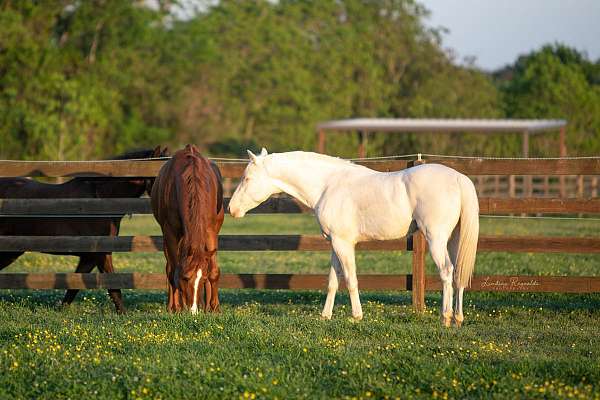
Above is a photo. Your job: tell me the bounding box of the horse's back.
[0,177,87,198]
[151,146,223,231]
[0,178,32,198]
[318,163,471,242]
[317,169,414,241]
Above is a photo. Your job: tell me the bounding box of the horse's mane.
[274,151,358,168]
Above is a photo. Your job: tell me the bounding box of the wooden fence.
[473,175,599,198]
[1,156,599,311]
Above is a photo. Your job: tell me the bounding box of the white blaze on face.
[190,269,202,315]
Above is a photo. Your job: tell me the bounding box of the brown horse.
[151,144,224,313]
[0,146,169,313]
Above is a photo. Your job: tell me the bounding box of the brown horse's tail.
[175,146,218,270]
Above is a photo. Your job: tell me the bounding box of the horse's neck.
[267,155,346,209]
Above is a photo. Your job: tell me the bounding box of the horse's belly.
[358,214,413,241]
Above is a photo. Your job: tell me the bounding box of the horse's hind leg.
[97,254,125,314]
[453,287,465,328]
[0,252,23,270]
[448,227,464,327]
[427,236,454,327]
[321,251,343,320]
[62,256,96,306]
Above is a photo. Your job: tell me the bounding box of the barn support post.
[559,126,567,197]
[357,131,368,158]
[317,130,326,154]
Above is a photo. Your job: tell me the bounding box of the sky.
[419,0,600,71]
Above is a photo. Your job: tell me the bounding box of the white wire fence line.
[1,153,599,163]
[4,214,600,221]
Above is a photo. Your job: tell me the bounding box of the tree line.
[1,0,599,160]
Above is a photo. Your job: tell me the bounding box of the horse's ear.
[260,147,268,157]
[153,145,161,157]
[247,149,258,163]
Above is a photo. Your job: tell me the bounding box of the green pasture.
[0,215,599,399]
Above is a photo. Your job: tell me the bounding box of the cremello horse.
[229,149,479,327]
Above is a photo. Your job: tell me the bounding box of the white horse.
[229,148,479,327]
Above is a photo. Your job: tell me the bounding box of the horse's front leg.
[206,253,221,313]
[321,251,343,320]
[331,238,363,320]
[163,229,182,312]
[167,281,182,312]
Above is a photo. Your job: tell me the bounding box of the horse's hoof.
[207,305,221,314]
[351,314,363,322]
[56,301,69,310]
[442,316,452,328]
[320,314,332,320]
[453,316,463,328]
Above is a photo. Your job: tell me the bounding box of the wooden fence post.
[223,177,233,197]
[408,156,426,312]
[411,230,426,312]
[509,175,515,198]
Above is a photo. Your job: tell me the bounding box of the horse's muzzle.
[228,205,245,218]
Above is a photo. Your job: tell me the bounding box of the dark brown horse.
[151,144,224,313]
[0,146,169,313]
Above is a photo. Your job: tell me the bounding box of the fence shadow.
[0,289,598,313]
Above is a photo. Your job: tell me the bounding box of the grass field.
[1,215,599,399]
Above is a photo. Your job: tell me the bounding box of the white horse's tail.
[450,175,480,288]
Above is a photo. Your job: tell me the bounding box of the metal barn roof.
[316,118,567,133]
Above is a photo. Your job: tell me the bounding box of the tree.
[177,0,503,157]
[0,1,189,160]
[498,44,600,156]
